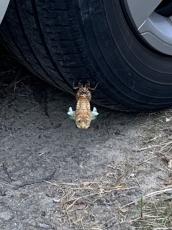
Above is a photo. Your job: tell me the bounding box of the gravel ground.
[0,47,171,230]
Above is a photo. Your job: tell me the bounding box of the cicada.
[67,82,99,129]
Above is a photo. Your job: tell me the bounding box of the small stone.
[166,117,171,122]
[168,159,172,169]
[38,147,50,156]
[130,173,135,178]
[41,211,46,217]
[38,223,50,229]
[0,210,13,221]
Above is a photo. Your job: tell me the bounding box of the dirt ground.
[0,47,171,230]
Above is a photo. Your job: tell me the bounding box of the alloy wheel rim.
[124,0,172,55]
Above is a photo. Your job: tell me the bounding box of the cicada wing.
[91,107,99,120]
[67,107,75,120]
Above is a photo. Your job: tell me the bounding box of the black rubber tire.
[1,0,172,111]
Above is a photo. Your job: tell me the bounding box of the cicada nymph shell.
[67,82,99,129]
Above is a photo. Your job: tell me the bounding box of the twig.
[121,188,172,209]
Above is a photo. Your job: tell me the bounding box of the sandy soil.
[0,50,171,230]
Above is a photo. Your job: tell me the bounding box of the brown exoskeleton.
[67,81,99,129]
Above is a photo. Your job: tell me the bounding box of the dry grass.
[46,161,172,229]
[131,111,172,229]
[131,197,172,229]
[136,111,172,174]
[46,162,138,229]
[45,111,172,229]
[1,44,172,230]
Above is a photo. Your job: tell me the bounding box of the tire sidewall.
[79,0,172,109]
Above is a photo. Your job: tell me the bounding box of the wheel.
[1,0,172,111]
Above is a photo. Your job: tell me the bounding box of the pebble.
[168,159,172,169]
[0,210,13,221]
[38,223,51,229]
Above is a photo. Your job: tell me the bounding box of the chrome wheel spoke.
[124,0,172,56]
[126,0,162,28]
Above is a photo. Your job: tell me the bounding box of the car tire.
[1,0,172,111]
